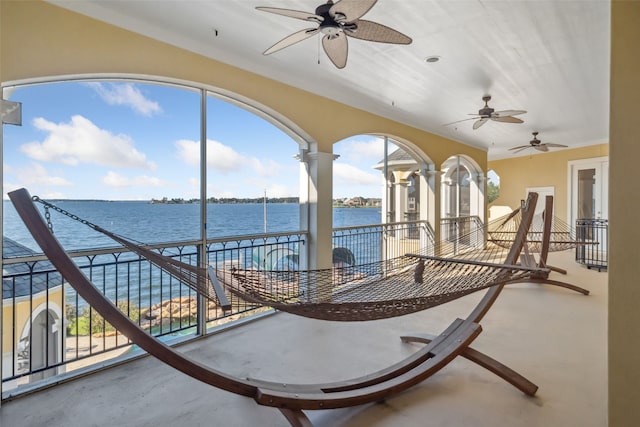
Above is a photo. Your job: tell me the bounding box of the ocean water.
[2,200,382,252]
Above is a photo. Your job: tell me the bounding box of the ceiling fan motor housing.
[316,2,341,35]
[479,95,494,117]
[479,106,495,117]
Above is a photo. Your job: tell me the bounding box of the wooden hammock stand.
[493,195,590,295]
[10,188,542,427]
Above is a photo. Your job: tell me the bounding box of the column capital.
[305,151,340,161]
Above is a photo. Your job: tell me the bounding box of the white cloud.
[102,171,167,188]
[102,171,130,188]
[334,163,381,186]
[15,162,74,187]
[86,82,162,116]
[336,136,394,163]
[206,140,245,173]
[176,138,284,177]
[21,115,156,170]
[3,163,73,199]
[251,158,282,178]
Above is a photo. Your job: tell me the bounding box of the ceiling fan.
[256,0,412,69]
[445,95,527,130]
[509,132,568,153]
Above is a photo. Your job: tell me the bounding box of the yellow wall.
[610,2,640,425]
[488,144,609,220]
[0,0,485,170]
[2,288,65,357]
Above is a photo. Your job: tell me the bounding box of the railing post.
[197,88,207,336]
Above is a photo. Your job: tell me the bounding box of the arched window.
[444,163,471,218]
[388,173,396,223]
[441,155,483,222]
[2,78,305,247]
[405,172,420,221]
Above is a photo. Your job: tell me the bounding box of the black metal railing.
[575,218,608,271]
[3,221,442,398]
[440,216,484,254]
[1,231,305,397]
[332,220,435,266]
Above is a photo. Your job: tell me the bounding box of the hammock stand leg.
[511,277,590,295]
[517,195,589,295]
[279,408,314,427]
[400,333,538,396]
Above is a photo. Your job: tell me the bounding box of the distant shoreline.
[7,198,381,207]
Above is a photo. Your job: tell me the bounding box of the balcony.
[1,222,607,426]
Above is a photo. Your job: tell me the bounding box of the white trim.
[1,73,312,149]
[567,156,609,225]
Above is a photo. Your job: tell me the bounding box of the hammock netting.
[488,207,586,252]
[33,196,547,322]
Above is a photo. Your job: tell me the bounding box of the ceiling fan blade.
[493,109,526,117]
[263,28,319,55]
[330,0,377,22]
[322,33,348,69]
[491,116,524,124]
[544,143,568,148]
[510,146,531,154]
[443,117,479,126]
[535,145,549,152]
[256,7,323,23]
[473,118,489,129]
[344,20,412,44]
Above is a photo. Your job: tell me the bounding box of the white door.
[569,157,608,262]
[526,186,555,230]
[569,157,609,225]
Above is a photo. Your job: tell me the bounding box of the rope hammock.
[488,206,589,252]
[32,194,544,322]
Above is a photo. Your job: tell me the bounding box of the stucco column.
[417,168,430,225]
[304,150,334,271]
[425,170,442,254]
[610,2,640,425]
[473,173,486,221]
[300,150,334,302]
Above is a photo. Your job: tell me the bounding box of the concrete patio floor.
[0,250,607,427]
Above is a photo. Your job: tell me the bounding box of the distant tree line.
[150,196,300,204]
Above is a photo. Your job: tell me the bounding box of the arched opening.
[2,77,309,239]
[2,76,317,384]
[332,134,435,260]
[444,163,471,219]
[487,169,501,204]
[18,306,62,381]
[441,155,485,245]
[441,155,484,219]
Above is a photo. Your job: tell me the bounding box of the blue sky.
[2,81,391,200]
